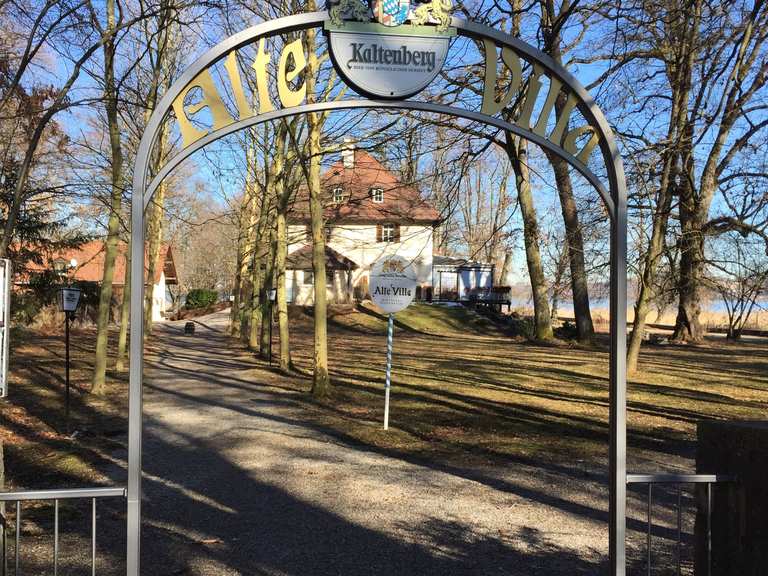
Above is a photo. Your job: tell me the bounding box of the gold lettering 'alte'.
[170,32,601,166]
[172,38,304,148]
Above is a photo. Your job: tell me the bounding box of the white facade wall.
[286,269,353,306]
[286,223,434,302]
[151,271,167,321]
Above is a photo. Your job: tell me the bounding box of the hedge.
[185,288,218,309]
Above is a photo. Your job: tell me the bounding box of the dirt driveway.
[133,310,613,575]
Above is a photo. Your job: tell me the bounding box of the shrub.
[507,316,534,339]
[554,319,579,340]
[185,288,218,309]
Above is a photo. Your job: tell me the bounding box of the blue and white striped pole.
[384,313,394,430]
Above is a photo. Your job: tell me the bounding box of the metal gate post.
[608,143,628,576]
[127,126,148,576]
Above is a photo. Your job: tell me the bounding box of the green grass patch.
[360,301,505,337]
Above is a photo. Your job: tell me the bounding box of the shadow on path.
[137,313,610,574]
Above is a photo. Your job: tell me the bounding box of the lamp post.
[267,288,277,366]
[57,281,81,434]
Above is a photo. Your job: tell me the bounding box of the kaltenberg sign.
[325,0,455,98]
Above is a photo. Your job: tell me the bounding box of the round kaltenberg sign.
[370,255,417,313]
[325,21,455,99]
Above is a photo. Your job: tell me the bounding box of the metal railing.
[0,487,126,576]
[627,473,735,576]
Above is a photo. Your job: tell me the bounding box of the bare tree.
[707,233,768,340]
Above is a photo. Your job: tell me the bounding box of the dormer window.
[332,187,344,203]
[371,188,384,203]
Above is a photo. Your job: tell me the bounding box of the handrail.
[0,486,126,575]
[626,472,735,576]
[627,474,736,484]
[0,487,126,501]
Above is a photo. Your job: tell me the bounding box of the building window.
[332,187,344,203]
[376,223,400,243]
[371,188,384,203]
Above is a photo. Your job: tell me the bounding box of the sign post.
[0,259,11,398]
[58,287,81,434]
[267,288,277,366]
[369,255,417,430]
[384,313,394,429]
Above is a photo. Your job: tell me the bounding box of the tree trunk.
[672,206,705,342]
[305,11,330,396]
[230,248,244,336]
[230,220,246,338]
[550,242,569,322]
[627,3,697,369]
[504,133,552,341]
[232,146,258,337]
[548,151,595,343]
[248,188,268,352]
[626,150,678,371]
[260,221,277,358]
[248,260,264,350]
[673,118,706,344]
[276,205,291,372]
[240,144,261,342]
[92,0,123,395]
[539,6,595,343]
[115,243,131,372]
[402,124,419,186]
[497,251,512,285]
[274,124,292,373]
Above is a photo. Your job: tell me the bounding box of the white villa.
[286,146,441,305]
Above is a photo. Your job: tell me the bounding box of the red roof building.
[20,241,178,321]
[22,241,178,287]
[287,149,441,224]
[286,145,440,305]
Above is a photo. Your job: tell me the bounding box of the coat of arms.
[381,259,406,273]
[372,0,410,26]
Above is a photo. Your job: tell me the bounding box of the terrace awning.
[286,245,358,271]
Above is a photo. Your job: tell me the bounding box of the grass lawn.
[1,305,766,575]
[289,304,768,474]
[2,303,767,487]
[0,326,127,489]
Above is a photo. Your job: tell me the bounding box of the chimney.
[342,138,355,169]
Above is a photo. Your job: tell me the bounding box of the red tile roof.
[287,150,441,224]
[21,241,178,286]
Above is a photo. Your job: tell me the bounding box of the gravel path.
[137,311,615,575]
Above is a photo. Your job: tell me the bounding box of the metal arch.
[141,99,615,217]
[133,12,623,211]
[128,11,628,576]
